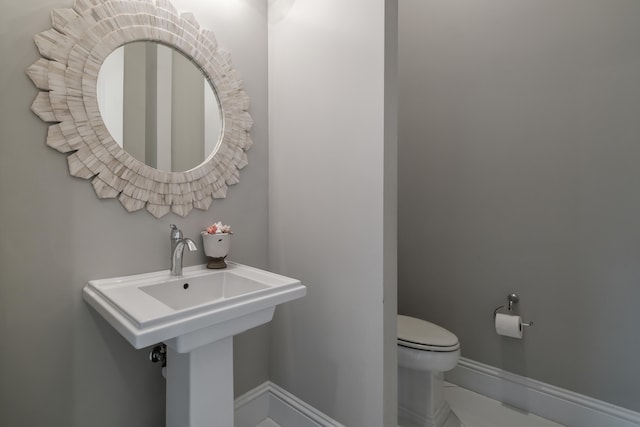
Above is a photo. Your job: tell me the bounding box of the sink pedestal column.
[166,337,234,427]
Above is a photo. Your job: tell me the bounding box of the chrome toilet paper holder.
[493,293,534,327]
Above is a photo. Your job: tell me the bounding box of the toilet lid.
[397,315,460,352]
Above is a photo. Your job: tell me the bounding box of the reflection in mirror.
[97,42,222,172]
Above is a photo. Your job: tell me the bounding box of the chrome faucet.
[170,224,197,277]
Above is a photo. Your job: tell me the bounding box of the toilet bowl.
[397,315,461,427]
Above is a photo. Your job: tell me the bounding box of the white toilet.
[397,315,461,427]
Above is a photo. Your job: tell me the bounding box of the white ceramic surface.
[83,262,306,352]
[202,232,232,258]
[398,316,461,427]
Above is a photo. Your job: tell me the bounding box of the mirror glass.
[97,41,223,172]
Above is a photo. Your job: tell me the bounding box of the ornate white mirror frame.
[27,0,253,218]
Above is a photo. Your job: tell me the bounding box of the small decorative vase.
[201,232,231,269]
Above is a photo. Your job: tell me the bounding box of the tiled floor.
[253,383,564,427]
[444,383,564,427]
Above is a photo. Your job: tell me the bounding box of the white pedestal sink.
[83,262,306,427]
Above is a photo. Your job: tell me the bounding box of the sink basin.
[140,272,269,310]
[83,262,306,352]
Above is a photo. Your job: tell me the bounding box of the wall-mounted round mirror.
[27,0,253,218]
[97,41,223,173]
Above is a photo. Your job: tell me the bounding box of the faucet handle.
[170,224,182,240]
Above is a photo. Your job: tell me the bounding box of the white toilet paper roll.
[495,313,523,339]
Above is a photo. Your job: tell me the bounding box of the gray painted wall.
[399,0,640,411]
[0,0,268,425]
[123,42,148,163]
[268,1,397,426]
[171,47,205,172]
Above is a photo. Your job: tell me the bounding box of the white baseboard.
[235,381,345,427]
[234,382,272,427]
[446,357,640,427]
